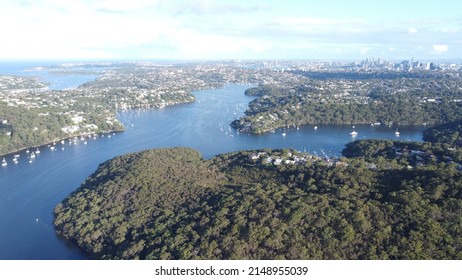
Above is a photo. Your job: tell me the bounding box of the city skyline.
[1,0,461,61]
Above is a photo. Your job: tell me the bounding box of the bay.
[0,61,99,90]
[0,77,425,259]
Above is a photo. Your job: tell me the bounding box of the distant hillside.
[423,120,462,147]
[232,75,462,133]
[54,145,462,259]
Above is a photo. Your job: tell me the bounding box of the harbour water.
[0,66,425,259]
[0,61,100,90]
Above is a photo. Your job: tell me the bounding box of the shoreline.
[0,128,125,158]
[232,121,430,135]
[0,83,248,159]
[0,97,198,159]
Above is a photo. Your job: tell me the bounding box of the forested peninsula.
[54,126,462,260]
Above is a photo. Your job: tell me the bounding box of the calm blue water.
[0,61,99,90]
[0,67,425,260]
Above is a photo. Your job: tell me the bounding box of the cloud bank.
[1,0,460,60]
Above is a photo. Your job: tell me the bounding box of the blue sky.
[0,0,460,60]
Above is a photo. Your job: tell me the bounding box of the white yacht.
[349,126,358,136]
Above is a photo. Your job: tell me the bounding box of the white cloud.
[433,44,449,53]
[1,0,461,59]
[165,29,269,59]
[360,47,369,55]
[440,28,458,33]
[276,17,346,26]
[92,0,160,13]
[171,0,269,15]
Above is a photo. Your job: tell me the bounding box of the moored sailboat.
[349,126,358,136]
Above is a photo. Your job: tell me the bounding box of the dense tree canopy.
[232,75,462,133]
[0,101,123,155]
[54,144,462,260]
[423,120,462,147]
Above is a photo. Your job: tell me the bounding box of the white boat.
[395,129,400,136]
[2,157,7,166]
[314,126,318,130]
[349,126,358,136]
[35,148,40,154]
[282,132,286,137]
[30,152,36,158]
[50,146,55,151]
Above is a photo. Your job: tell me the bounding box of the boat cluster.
[2,147,41,166]
[276,124,402,139]
[1,132,116,167]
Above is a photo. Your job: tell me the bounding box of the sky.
[0,0,461,61]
